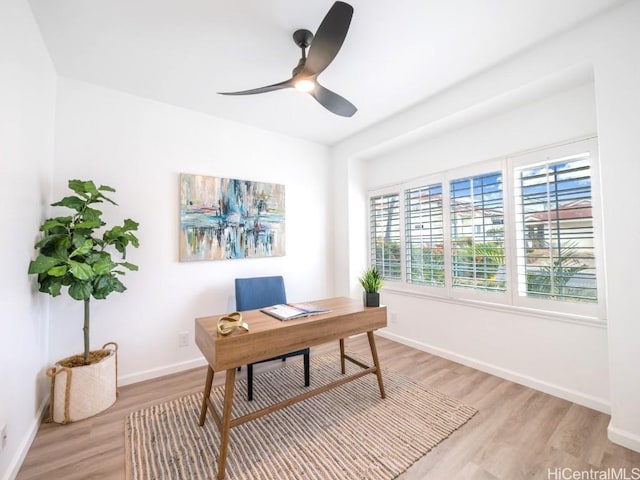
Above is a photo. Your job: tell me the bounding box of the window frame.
[366,136,605,323]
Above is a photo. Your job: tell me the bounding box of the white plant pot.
[47,344,118,424]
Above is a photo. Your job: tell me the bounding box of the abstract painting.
[179,173,285,261]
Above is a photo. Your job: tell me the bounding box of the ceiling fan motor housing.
[293,29,314,49]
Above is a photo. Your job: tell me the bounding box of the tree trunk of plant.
[83,298,90,364]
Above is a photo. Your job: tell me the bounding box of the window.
[367,137,603,320]
[405,183,444,286]
[369,193,401,280]
[450,172,505,293]
[513,152,597,304]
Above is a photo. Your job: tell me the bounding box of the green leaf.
[75,180,99,197]
[72,232,86,249]
[73,219,101,230]
[69,261,94,280]
[118,261,138,271]
[92,275,126,299]
[39,218,69,232]
[128,234,140,248]
[70,239,94,258]
[35,233,67,249]
[80,207,103,221]
[98,185,117,205]
[101,197,117,206]
[103,225,140,254]
[104,226,123,241]
[92,276,111,299]
[93,258,115,275]
[114,241,126,255]
[39,276,62,297]
[84,251,103,264]
[69,281,92,300]
[47,265,68,277]
[28,255,61,274]
[123,218,139,232]
[51,196,86,211]
[111,277,126,293]
[68,179,91,198]
[93,238,106,249]
[54,238,71,261]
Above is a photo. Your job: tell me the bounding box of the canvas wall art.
[179,173,285,261]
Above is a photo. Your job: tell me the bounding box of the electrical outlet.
[178,331,189,348]
[1,423,7,452]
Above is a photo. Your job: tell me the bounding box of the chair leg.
[303,352,310,387]
[247,363,254,401]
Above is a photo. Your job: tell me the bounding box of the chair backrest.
[235,276,287,311]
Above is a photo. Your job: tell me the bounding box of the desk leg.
[367,331,386,399]
[217,368,236,480]
[339,338,346,374]
[199,365,214,426]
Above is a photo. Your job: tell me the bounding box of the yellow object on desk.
[216,312,249,336]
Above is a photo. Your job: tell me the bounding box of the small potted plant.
[358,267,383,307]
[28,179,139,423]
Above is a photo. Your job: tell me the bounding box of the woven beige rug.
[125,352,477,480]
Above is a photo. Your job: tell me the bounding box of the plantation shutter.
[405,183,445,286]
[449,172,506,292]
[369,193,401,280]
[514,154,597,303]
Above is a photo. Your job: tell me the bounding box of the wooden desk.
[195,296,387,479]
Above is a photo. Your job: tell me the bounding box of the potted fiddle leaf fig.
[358,267,383,307]
[28,179,139,423]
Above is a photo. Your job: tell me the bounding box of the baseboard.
[608,423,640,453]
[118,357,208,386]
[377,329,610,414]
[2,396,49,480]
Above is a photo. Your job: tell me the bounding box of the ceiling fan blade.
[218,79,294,96]
[303,1,353,76]
[311,82,357,117]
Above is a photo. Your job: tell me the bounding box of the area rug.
[125,352,477,480]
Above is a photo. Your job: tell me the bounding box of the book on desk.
[260,303,329,321]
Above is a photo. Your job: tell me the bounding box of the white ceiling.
[28,0,625,145]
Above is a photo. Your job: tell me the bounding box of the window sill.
[381,285,607,329]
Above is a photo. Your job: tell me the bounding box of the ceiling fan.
[218,1,357,117]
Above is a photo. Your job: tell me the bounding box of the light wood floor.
[17,335,640,479]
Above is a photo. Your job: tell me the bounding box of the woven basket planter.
[47,342,118,424]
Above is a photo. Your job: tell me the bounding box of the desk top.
[195,296,387,371]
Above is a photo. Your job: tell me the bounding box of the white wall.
[49,77,333,384]
[366,82,596,187]
[0,1,56,479]
[332,0,640,451]
[590,1,640,452]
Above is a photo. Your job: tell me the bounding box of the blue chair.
[235,276,310,401]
